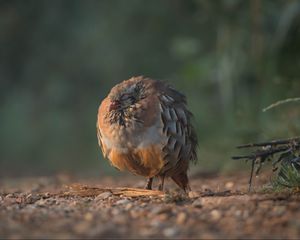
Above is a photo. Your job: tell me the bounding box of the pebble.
[130,210,141,218]
[70,200,78,207]
[125,203,133,210]
[111,208,121,215]
[157,213,169,221]
[243,210,250,219]
[84,212,93,221]
[225,182,234,189]
[115,199,130,205]
[95,192,112,201]
[176,212,187,224]
[188,191,200,198]
[163,227,179,237]
[5,194,14,198]
[150,219,165,228]
[151,206,172,215]
[42,192,51,198]
[26,194,42,204]
[192,199,203,208]
[272,206,286,217]
[74,221,91,234]
[234,210,242,217]
[26,194,32,199]
[140,203,148,208]
[83,198,93,203]
[140,228,154,237]
[36,199,47,207]
[210,209,221,221]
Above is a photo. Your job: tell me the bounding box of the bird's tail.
[171,172,191,192]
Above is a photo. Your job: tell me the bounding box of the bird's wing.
[158,85,198,175]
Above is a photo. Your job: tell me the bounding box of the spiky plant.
[272,159,300,190]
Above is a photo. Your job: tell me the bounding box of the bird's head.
[108,80,145,112]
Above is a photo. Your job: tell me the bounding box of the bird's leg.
[158,175,165,191]
[145,177,153,190]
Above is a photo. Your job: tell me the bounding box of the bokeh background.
[1,0,300,177]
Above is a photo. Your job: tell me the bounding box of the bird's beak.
[109,100,121,111]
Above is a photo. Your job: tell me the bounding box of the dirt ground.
[1,172,300,239]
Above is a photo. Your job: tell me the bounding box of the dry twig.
[262,97,300,112]
[62,184,164,197]
[232,137,300,191]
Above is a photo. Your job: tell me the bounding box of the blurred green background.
[1,0,300,177]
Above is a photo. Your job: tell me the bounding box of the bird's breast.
[108,144,165,177]
[103,110,164,147]
[99,114,167,176]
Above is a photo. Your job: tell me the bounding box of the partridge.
[96,76,198,192]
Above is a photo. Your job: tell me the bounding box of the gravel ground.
[0,173,300,239]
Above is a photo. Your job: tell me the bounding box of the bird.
[96,76,198,192]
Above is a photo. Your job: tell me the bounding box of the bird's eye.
[120,94,130,101]
[120,93,136,102]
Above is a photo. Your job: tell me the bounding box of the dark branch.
[236,137,300,149]
[232,137,300,191]
[232,146,290,161]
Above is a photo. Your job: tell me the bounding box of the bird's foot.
[144,177,153,190]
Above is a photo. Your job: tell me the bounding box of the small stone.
[150,220,160,228]
[2,197,16,206]
[150,219,165,228]
[151,206,172,215]
[70,200,78,207]
[125,203,133,210]
[74,222,91,234]
[157,213,169,221]
[83,198,93,203]
[140,228,154,237]
[5,193,14,198]
[242,210,249,219]
[272,206,286,217]
[188,191,200,198]
[95,192,112,200]
[225,181,234,189]
[140,203,147,208]
[163,227,179,237]
[192,199,203,208]
[26,194,32,199]
[114,215,128,225]
[43,192,51,198]
[176,212,187,224]
[84,212,93,221]
[211,209,221,220]
[130,210,140,218]
[234,210,242,217]
[260,201,272,210]
[25,194,40,204]
[111,208,121,215]
[115,199,130,205]
[36,199,47,207]
[201,185,210,191]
